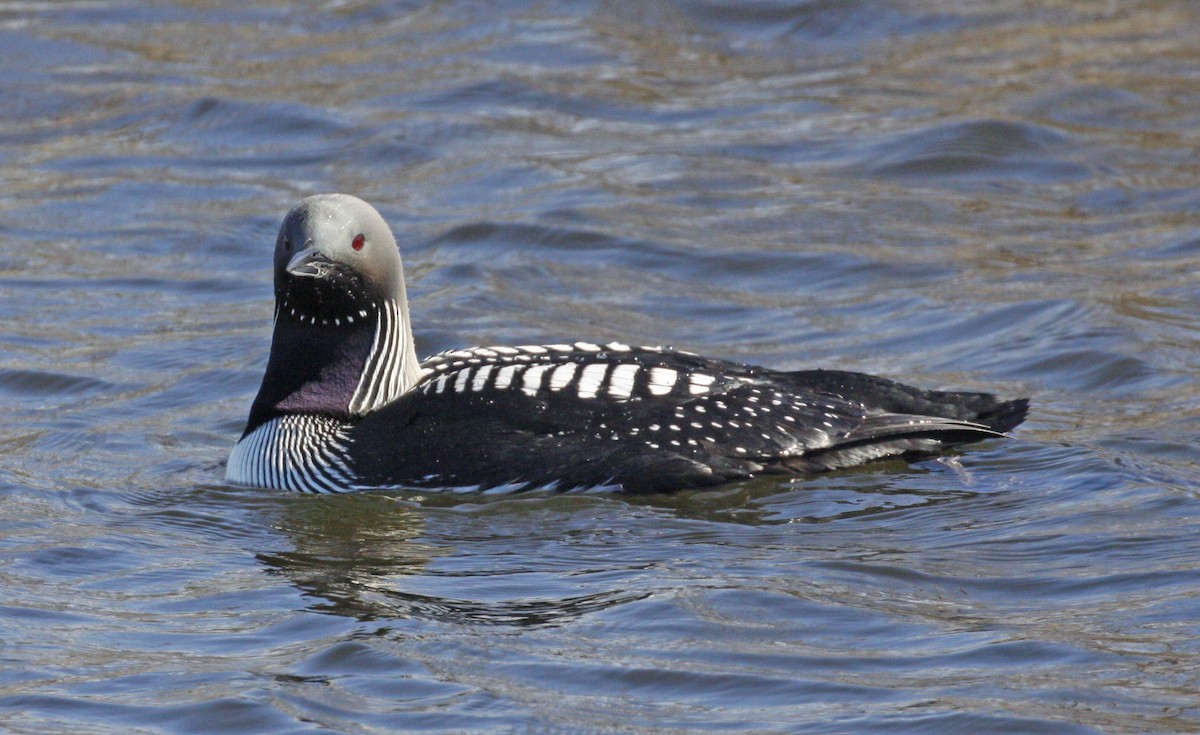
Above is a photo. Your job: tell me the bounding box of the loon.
[227,194,1029,494]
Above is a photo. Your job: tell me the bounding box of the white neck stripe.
[349,299,421,415]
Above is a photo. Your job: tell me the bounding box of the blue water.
[2,1,1200,733]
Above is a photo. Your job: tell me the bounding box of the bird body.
[227,194,1027,494]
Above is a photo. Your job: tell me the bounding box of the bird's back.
[343,342,1026,493]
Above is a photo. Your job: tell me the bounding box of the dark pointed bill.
[286,249,336,278]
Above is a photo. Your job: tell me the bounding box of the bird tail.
[970,397,1029,434]
[784,369,1029,434]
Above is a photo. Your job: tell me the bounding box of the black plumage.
[227,194,1028,494]
[350,346,1027,493]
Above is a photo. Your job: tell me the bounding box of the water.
[2,1,1199,732]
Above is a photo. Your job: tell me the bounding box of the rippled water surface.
[3,1,1200,733]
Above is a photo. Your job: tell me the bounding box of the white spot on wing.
[549,362,577,390]
[521,364,551,396]
[647,367,677,396]
[607,364,639,399]
[471,365,494,391]
[688,373,715,395]
[495,364,519,390]
[454,367,472,393]
[577,363,608,399]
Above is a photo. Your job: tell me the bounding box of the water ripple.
[3,1,1200,733]
[858,120,1091,183]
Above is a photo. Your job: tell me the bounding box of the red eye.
[352,233,365,251]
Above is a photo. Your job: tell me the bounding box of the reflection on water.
[261,474,977,625]
[262,495,651,626]
[3,0,1200,733]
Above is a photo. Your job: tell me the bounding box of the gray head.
[238,194,421,434]
[274,193,409,324]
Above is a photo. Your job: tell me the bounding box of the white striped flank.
[348,299,422,415]
[226,415,357,493]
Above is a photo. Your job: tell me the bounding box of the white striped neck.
[226,414,357,493]
[243,296,420,434]
[348,298,421,415]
